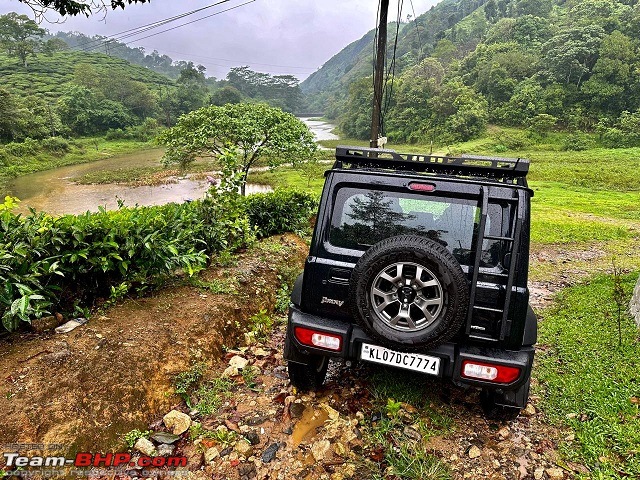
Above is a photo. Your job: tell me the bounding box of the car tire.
[349,235,468,350]
[287,356,329,392]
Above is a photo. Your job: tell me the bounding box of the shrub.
[0,187,316,331]
[562,133,594,151]
[40,136,70,155]
[243,189,318,238]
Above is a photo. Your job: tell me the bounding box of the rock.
[546,468,564,479]
[403,426,422,442]
[156,444,175,457]
[223,366,239,377]
[204,446,220,464]
[334,442,347,456]
[163,409,192,435]
[235,440,253,458]
[289,402,306,419]
[149,431,181,444]
[238,463,257,479]
[534,467,545,480]
[522,403,536,416]
[468,446,482,459]
[229,355,249,369]
[311,440,331,461]
[630,274,640,327]
[54,318,88,334]
[261,443,280,463]
[134,438,157,456]
[244,431,260,445]
[321,403,340,421]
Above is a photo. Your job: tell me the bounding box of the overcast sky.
[1,0,440,80]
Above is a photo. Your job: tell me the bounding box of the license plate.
[360,343,441,375]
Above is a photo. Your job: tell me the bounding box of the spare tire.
[349,235,469,350]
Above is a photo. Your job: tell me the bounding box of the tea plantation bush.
[0,188,317,331]
[243,189,319,238]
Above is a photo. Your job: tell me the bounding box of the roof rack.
[334,146,530,185]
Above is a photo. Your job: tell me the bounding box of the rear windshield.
[329,188,479,265]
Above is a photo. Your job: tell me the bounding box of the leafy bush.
[40,136,70,155]
[0,187,316,331]
[492,131,531,150]
[562,133,594,151]
[243,189,318,238]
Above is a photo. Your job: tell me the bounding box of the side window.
[481,202,514,269]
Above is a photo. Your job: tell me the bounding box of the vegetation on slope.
[306,0,640,148]
[0,187,316,331]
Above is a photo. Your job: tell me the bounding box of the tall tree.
[157,103,317,195]
[0,13,45,67]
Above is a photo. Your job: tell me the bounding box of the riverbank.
[0,137,154,195]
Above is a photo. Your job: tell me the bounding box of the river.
[8,117,337,215]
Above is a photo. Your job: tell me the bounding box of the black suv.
[284,146,536,416]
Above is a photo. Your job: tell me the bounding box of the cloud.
[0,0,440,80]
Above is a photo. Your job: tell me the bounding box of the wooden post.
[370,0,389,149]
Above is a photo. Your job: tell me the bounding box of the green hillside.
[0,50,174,102]
[301,0,484,112]
[305,0,640,148]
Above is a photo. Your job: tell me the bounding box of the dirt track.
[0,236,591,480]
[0,234,307,454]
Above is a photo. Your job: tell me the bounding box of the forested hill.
[301,0,483,113]
[304,0,640,147]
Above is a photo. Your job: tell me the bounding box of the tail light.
[294,327,342,351]
[461,360,520,384]
[408,182,436,192]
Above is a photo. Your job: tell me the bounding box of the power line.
[80,0,254,53]
[408,0,425,63]
[150,49,316,71]
[120,1,255,47]
[76,0,234,51]
[381,0,403,136]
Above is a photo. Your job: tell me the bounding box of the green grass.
[74,159,220,186]
[537,273,640,478]
[248,164,328,192]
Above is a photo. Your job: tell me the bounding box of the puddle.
[291,406,329,446]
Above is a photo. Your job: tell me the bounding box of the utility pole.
[370,0,389,149]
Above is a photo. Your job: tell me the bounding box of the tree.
[57,84,133,135]
[542,25,605,87]
[157,103,317,195]
[339,77,373,140]
[0,13,45,67]
[18,0,149,18]
[428,80,489,142]
[210,86,244,106]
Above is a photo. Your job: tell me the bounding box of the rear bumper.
[284,305,534,405]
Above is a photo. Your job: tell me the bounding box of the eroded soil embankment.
[0,234,307,453]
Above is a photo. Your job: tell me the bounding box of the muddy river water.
[7,117,337,215]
